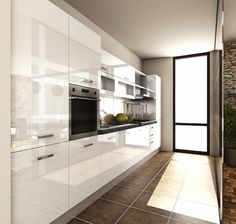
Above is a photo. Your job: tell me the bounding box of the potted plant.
[224,103,236,167]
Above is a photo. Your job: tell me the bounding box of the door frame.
[173,52,210,155]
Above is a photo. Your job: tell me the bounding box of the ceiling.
[65,0,218,59]
[224,0,236,42]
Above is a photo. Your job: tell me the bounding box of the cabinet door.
[156,76,161,121]
[12,0,69,151]
[69,16,101,88]
[124,126,150,162]
[149,123,161,151]
[98,132,122,186]
[113,65,135,83]
[69,136,101,209]
[12,142,69,224]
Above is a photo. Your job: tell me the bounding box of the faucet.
[100,109,108,115]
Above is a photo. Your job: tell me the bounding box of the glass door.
[174,53,209,154]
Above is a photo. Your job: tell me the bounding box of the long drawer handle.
[150,134,154,136]
[150,141,154,144]
[79,78,93,83]
[108,136,116,140]
[34,154,54,161]
[37,134,54,139]
[84,143,94,148]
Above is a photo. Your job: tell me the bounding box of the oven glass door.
[71,98,98,136]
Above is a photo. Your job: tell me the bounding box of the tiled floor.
[67,152,220,224]
[223,165,236,223]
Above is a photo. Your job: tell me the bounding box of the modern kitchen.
[1,0,236,224]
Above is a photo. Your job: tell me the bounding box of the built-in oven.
[69,84,100,140]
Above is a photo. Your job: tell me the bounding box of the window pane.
[175,56,207,123]
[176,125,207,152]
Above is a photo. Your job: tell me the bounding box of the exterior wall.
[224,42,236,109]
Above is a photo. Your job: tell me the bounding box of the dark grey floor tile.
[67,218,91,224]
[132,164,159,178]
[117,207,169,224]
[172,213,217,224]
[118,174,152,190]
[101,185,141,205]
[168,219,188,224]
[132,191,172,217]
[76,199,127,224]
[144,168,167,193]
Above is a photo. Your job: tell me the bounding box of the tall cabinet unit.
[11,0,70,223]
[11,0,69,151]
[150,74,161,150]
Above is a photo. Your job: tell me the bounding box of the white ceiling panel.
[65,0,217,59]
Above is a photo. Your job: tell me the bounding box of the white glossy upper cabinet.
[69,16,101,88]
[156,75,161,121]
[12,0,69,151]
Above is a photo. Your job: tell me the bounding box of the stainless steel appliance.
[69,84,100,140]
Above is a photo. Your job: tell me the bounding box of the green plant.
[224,103,236,146]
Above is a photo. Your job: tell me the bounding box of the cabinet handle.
[149,141,154,144]
[34,154,54,161]
[108,136,116,140]
[150,134,154,137]
[37,134,54,139]
[79,78,93,84]
[84,143,94,148]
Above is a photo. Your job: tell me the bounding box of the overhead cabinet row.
[100,68,156,99]
[11,0,101,151]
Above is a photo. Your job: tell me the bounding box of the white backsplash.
[100,96,124,115]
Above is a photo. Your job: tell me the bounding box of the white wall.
[0,0,11,223]
[143,58,173,151]
[50,0,142,70]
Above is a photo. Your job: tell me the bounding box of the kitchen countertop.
[98,120,157,134]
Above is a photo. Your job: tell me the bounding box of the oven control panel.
[69,84,99,99]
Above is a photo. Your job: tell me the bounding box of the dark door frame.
[173,52,210,155]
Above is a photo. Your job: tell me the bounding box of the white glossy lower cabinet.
[12,125,161,223]
[68,136,100,209]
[12,142,69,224]
[98,132,122,186]
[149,123,161,151]
[124,126,151,161]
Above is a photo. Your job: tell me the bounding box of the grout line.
[131,206,170,219]
[73,217,94,224]
[113,154,174,224]
[99,197,129,207]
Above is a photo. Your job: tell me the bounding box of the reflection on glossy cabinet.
[69,16,101,88]
[11,142,69,224]
[68,136,101,209]
[124,126,150,162]
[98,132,121,186]
[11,0,69,151]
